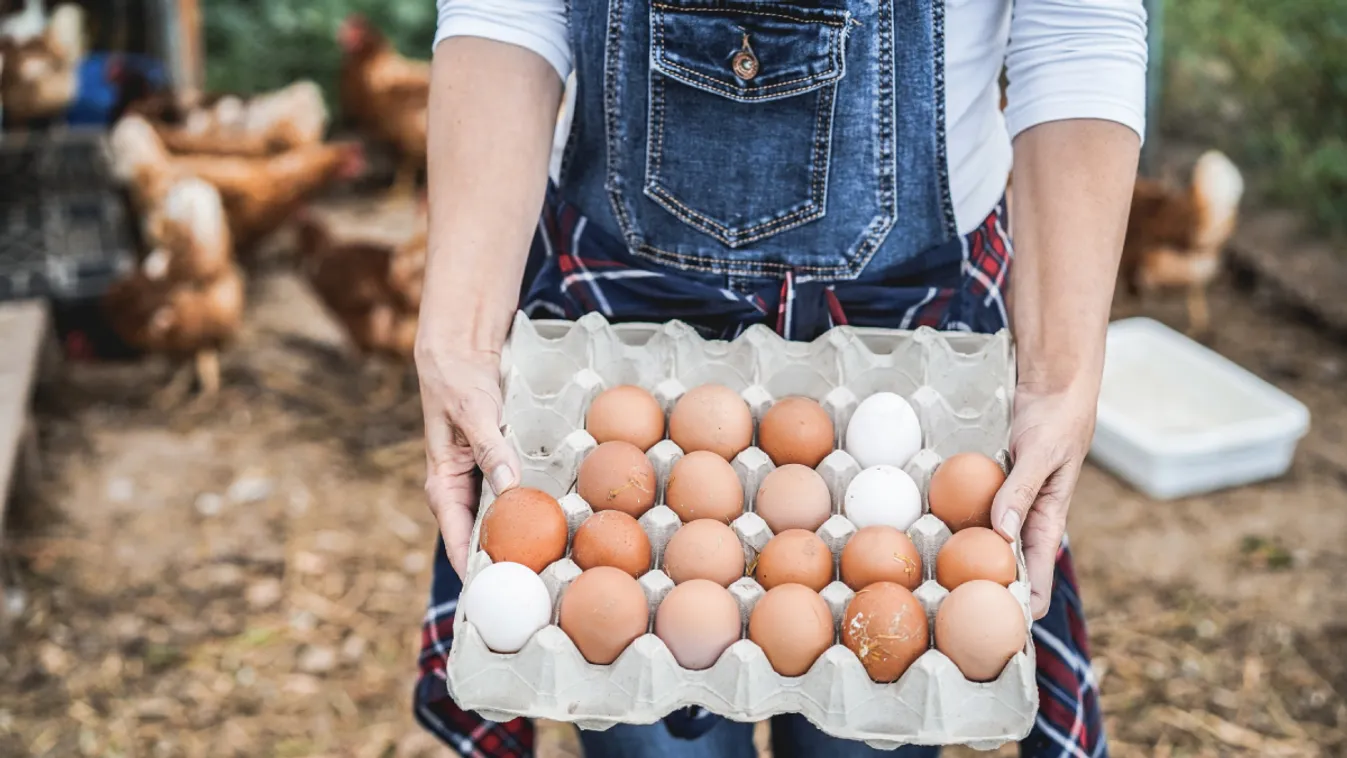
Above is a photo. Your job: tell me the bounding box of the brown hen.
[0,3,83,125]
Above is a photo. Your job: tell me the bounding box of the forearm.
[418,37,562,359]
[1010,119,1139,393]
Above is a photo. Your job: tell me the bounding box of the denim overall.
[414,1,1108,756]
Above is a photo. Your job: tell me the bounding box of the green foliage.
[1162,0,1347,235]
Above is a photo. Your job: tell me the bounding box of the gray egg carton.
[448,312,1034,750]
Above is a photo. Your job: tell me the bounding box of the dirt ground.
[1,195,1344,758]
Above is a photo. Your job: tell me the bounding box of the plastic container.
[447,312,1036,750]
[1090,317,1311,500]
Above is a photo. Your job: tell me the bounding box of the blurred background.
[0,0,1343,756]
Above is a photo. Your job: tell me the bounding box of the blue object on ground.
[64,53,167,126]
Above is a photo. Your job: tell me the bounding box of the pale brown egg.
[654,578,742,670]
[748,583,834,677]
[753,529,833,592]
[758,396,835,468]
[662,519,745,587]
[479,487,568,573]
[558,566,650,665]
[928,452,1006,532]
[586,384,666,451]
[668,384,754,460]
[840,526,923,591]
[665,451,744,523]
[577,440,657,518]
[934,579,1027,682]
[841,581,929,683]
[935,526,1016,590]
[754,464,832,534]
[571,510,652,578]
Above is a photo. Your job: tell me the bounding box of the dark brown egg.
[753,529,833,592]
[665,451,744,523]
[753,464,832,534]
[577,440,657,518]
[586,385,666,451]
[668,384,754,461]
[479,487,569,573]
[571,510,652,578]
[758,396,834,468]
[841,581,929,683]
[840,526,923,591]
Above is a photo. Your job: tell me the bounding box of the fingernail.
[488,465,514,496]
[999,510,1021,539]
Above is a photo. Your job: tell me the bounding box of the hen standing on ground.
[0,3,84,126]
[127,79,330,157]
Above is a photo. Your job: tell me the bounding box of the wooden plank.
[0,299,50,529]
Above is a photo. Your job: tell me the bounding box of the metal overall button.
[732,32,759,80]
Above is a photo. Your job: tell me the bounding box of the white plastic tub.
[1090,317,1311,500]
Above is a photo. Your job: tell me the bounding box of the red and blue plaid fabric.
[415,189,1107,758]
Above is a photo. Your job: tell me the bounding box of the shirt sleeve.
[1003,0,1148,142]
[434,0,572,81]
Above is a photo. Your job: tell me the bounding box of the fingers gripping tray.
[448,312,1035,750]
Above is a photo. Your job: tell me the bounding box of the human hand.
[416,341,520,578]
[989,382,1099,619]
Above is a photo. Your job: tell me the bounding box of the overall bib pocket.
[646,2,850,249]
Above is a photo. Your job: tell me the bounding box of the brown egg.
[758,396,835,468]
[754,529,833,592]
[571,510,652,578]
[577,441,657,518]
[754,464,832,534]
[586,385,666,451]
[665,451,744,523]
[748,583,834,677]
[935,579,1027,682]
[479,487,568,573]
[559,566,650,665]
[668,384,754,460]
[840,526,923,591]
[841,582,929,683]
[662,519,745,587]
[654,579,742,670]
[928,452,1006,532]
[935,526,1016,590]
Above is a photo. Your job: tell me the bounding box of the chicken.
[1120,150,1245,337]
[0,2,84,126]
[139,176,232,283]
[132,80,329,157]
[337,14,429,200]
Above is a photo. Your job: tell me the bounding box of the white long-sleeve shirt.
[434,0,1147,235]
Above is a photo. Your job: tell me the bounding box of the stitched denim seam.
[840,0,897,273]
[603,0,641,248]
[651,2,846,27]
[932,0,956,238]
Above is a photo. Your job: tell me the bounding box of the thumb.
[990,447,1053,544]
[454,390,521,497]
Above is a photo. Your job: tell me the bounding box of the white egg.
[845,392,923,469]
[844,465,923,531]
[461,561,553,654]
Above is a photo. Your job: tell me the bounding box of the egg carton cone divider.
[451,312,1033,750]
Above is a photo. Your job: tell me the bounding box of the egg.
[754,529,833,591]
[662,519,745,587]
[654,578,742,670]
[571,510,652,578]
[558,566,650,665]
[935,526,1016,589]
[934,579,1027,682]
[669,384,754,460]
[576,440,657,517]
[844,392,923,469]
[840,525,923,591]
[665,451,744,523]
[758,396,834,468]
[843,466,923,531]
[586,384,666,451]
[928,452,1005,532]
[748,583,834,677]
[841,581,929,683]
[460,561,553,653]
[479,487,569,573]
[753,464,832,534]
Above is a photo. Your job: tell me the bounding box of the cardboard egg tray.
[448,311,1035,750]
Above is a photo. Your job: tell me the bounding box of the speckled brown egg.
[479,487,569,573]
[748,583,834,677]
[558,566,650,665]
[935,526,1016,590]
[928,452,1006,532]
[665,451,744,523]
[935,579,1027,682]
[754,529,833,592]
[654,579,742,670]
[841,581,929,683]
[577,440,657,518]
[754,464,832,534]
[571,510,652,578]
[662,519,745,587]
[758,396,835,468]
[840,526,923,592]
[668,384,754,461]
[586,385,666,451]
